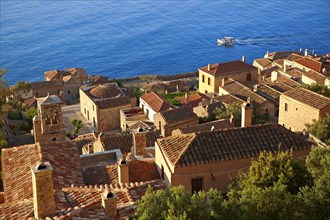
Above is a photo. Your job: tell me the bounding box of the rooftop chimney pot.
[207,64,211,71]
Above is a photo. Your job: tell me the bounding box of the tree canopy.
[136,147,330,220]
[306,113,330,145]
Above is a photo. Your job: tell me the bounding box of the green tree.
[306,113,330,145]
[137,185,210,220]
[24,107,38,129]
[214,103,241,127]
[71,119,83,136]
[234,150,312,194]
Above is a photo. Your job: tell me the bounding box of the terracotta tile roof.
[268,83,294,93]
[1,141,84,203]
[254,58,273,69]
[268,51,298,61]
[303,70,326,83]
[66,67,88,80]
[199,60,257,76]
[285,68,304,79]
[30,80,63,89]
[163,80,189,93]
[93,75,109,85]
[282,88,330,110]
[255,83,282,101]
[142,83,166,92]
[0,198,33,219]
[129,120,154,130]
[0,179,165,219]
[90,83,122,99]
[157,124,313,167]
[286,53,304,61]
[177,93,211,108]
[160,107,198,124]
[96,96,132,109]
[276,75,301,88]
[44,70,66,81]
[295,57,322,72]
[101,130,160,153]
[177,119,233,134]
[140,91,174,112]
[83,160,160,185]
[273,59,285,68]
[23,96,37,108]
[215,94,245,106]
[221,80,267,107]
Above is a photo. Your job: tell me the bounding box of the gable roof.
[159,107,198,124]
[37,94,63,105]
[282,88,330,110]
[0,179,165,219]
[303,70,326,83]
[30,80,63,89]
[295,57,323,72]
[83,160,160,185]
[215,94,245,106]
[255,83,282,102]
[177,93,211,108]
[199,60,257,76]
[157,124,313,168]
[221,79,268,107]
[140,91,174,112]
[268,51,298,61]
[177,119,233,134]
[1,141,84,203]
[254,58,273,69]
[101,130,161,154]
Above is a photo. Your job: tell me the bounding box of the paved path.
[62,104,94,135]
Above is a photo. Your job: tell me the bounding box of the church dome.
[90,83,121,99]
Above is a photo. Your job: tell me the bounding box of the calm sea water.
[1,1,329,85]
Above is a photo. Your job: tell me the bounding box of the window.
[246,73,252,82]
[265,109,268,113]
[202,75,205,83]
[93,105,95,111]
[161,165,165,180]
[208,77,211,85]
[36,92,39,97]
[84,108,86,114]
[284,103,288,111]
[159,121,162,132]
[191,177,203,194]
[205,90,208,93]
[67,90,71,94]
[52,137,56,141]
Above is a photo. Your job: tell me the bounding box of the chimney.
[265,51,269,58]
[253,84,259,92]
[312,50,315,56]
[305,49,309,57]
[31,161,56,219]
[299,48,302,54]
[230,114,235,127]
[133,128,147,157]
[207,64,211,71]
[176,84,179,92]
[242,55,246,62]
[210,126,215,131]
[241,98,253,127]
[283,64,287,73]
[101,190,118,218]
[271,71,278,82]
[118,159,129,184]
[322,68,327,74]
[221,77,227,87]
[184,92,188,105]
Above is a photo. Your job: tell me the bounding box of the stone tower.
[33,94,66,142]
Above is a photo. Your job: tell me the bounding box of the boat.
[217,36,235,45]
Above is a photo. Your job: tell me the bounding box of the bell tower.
[33,94,66,142]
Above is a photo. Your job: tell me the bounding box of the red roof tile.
[215,94,245,106]
[177,93,210,108]
[199,60,257,76]
[1,141,84,203]
[159,107,198,124]
[282,88,330,110]
[157,124,313,167]
[140,91,174,112]
[177,119,233,134]
[254,58,273,69]
[303,70,326,83]
[295,57,323,72]
[83,160,160,185]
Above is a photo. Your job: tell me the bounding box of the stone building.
[33,95,66,143]
[219,79,276,118]
[139,91,174,122]
[30,80,64,98]
[198,59,258,94]
[153,107,199,137]
[80,83,134,132]
[155,122,313,193]
[278,87,330,131]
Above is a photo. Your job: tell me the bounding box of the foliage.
[131,86,144,106]
[300,83,330,98]
[71,119,83,136]
[137,148,330,220]
[13,81,31,91]
[305,113,330,145]
[137,185,211,220]
[213,103,241,127]
[24,107,38,129]
[163,91,186,107]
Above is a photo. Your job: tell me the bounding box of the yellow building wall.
[278,95,322,131]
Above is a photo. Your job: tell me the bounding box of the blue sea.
[1,0,329,85]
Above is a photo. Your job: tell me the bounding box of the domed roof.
[90,83,121,99]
